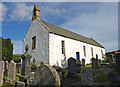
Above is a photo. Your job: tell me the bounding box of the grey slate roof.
[40,20,104,48]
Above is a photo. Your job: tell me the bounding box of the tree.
[1,37,13,62]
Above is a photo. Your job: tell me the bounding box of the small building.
[23,4,105,67]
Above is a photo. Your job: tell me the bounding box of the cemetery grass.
[62,64,119,85]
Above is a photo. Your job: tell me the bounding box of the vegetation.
[13,54,22,62]
[62,63,119,85]
[1,37,13,62]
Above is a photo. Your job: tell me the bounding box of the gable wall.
[23,19,49,65]
[49,33,105,67]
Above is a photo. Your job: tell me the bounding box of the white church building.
[23,4,105,67]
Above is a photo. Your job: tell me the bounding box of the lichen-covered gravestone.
[92,59,98,69]
[81,69,94,85]
[75,59,81,73]
[5,61,8,76]
[68,57,76,77]
[7,60,16,82]
[32,62,61,86]
[0,61,4,84]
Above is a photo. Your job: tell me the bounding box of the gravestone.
[108,71,118,82]
[92,59,98,69]
[31,58,38,72]
[4,61,8,76]
[53,65,63,84]
[115,53,120,72]
[81,69,94,85]
[19,45,32,83]
[7,60,16,82]
[98,59,101,65]
[32,62,61,86]
[75,59,81,73]
[0,61,4,84]
[82,59,85,67]
[103,68,112,75]
[68,57,76,77]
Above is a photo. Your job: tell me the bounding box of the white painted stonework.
[23,19,105,67]
[49,33,105,67]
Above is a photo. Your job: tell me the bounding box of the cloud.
[0,3,7,21]
[8,3,33,21]
[41,6,66,15]
[12,40,22,54]
[60,3,118,52]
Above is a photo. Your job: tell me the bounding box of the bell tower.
[32,4,40,21]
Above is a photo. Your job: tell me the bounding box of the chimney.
[32,4,40,21]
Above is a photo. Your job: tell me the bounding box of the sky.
[1,2,118,54]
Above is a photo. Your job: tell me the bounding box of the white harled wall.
[49,33,105,67]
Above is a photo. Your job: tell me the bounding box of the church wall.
[49,33,105,67]
[23,19,49,65]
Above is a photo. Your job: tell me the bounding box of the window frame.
[61,40,65,55]
[83,46,86,57]
[31,36,36,50]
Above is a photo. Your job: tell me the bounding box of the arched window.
[91,47,93,57]
[83,46,86,57]
[101,50,104,58]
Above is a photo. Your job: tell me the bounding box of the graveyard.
[0,46,120,86]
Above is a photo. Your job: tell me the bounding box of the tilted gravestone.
[0,61,4,84]
[68,57,76,77]
[4,61,8,76]
[7,60,16,82]
[82,59,85,67]
[81,69,94,85]
[115,53,120,72]
[75,59,81,73]
[32,62,61,86]
[92,59,98,69]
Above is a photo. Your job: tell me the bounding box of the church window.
[83,46,86,57]
[32,36,36,50]
[101,50,104,58]
[91,47,93,57]
[61,40,65,55]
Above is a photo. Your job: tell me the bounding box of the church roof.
[40,20,104,48]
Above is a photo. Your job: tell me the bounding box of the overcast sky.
[1,2,118,54]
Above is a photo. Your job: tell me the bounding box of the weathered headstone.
[81,69,94,85]
[92,59,98,69]
[115,53,120,72]
[68,57,76,77]
[103,68,112,75]
[7,60,16,82]
[82,59,85,67]
[4,61,8,76]
[75,59,81,73]
[29,72,35,83]
[31,58,38,72]
[98,59,101,65]
[19,45,32,83]
[32,62,61,86]
[0,61,4,84]
[108,71,118,82]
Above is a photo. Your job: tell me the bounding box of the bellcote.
[32,4,40,21]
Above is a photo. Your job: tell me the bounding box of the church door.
[76,52,80,59]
